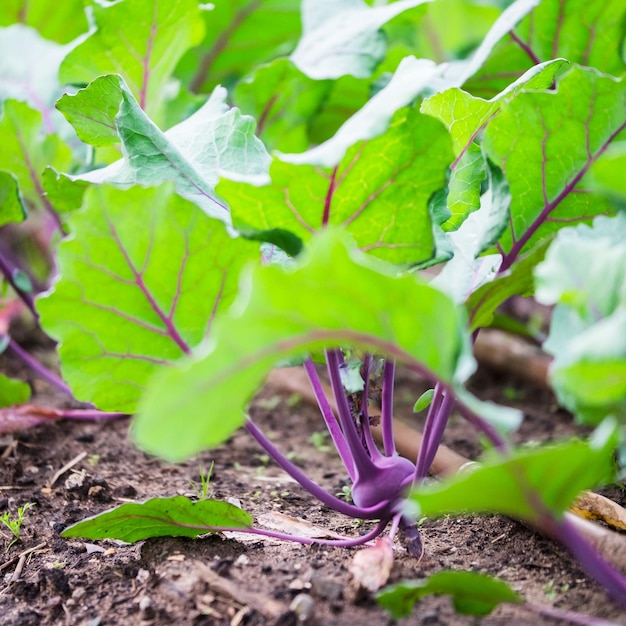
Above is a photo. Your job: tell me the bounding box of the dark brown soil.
[1,345,626,626]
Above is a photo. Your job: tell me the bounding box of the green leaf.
[431,163,510,302]
[406,421,617,523]
[444,145,487,230]
[386,0,500,64]
[0,171,25,225]
[41,167,88,214]
[180,0,301,94]
[291,0,432,79]
[134,228,474,461]
[233,59,330,153]
[466,237,551,331]
[75,78,270,221]
[484,67,626,262]
[0,0,88,44]
[220,108,453,264]
[465,0,626,98]
[377,571,522,618]
[280,56,440,167]
[0,99,72,214]
[0,25,69,129]
[59,0,205,123]
[551,321,626,424]
[56,75,124,147]
[535,214,626,423]
[61,496,253,543]
[432,0,541,90]
[413,388,434,413]
[36,184,259,413]
[238,228,303,258]
[588,141,626,204]
[423,60,566,157]
[0,373,30,408]
[422,59,566,228]
[535,214,626,319]
[307,74,371,146]
[414,188,454,270]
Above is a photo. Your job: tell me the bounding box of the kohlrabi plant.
[1,0,626,618]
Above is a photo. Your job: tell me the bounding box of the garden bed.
[1,346,624,626]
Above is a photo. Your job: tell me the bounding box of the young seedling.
[0,503,35,550]
[189,462,214,501]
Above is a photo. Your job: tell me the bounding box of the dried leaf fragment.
[349,536,394,592]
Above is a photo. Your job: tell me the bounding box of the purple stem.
[322,166,338,227]
[521,603,622,626]
[380,359,396,456]
[3,334,72,396]
[551,515,626,610]
[303,358,355,480]
[57,409,128,421]
[361,355,383,461]
[199,518,390,547]
[0,251,37,318]
[387,512,403,542]
[509,31,542,65]
[414,384,452,480]
[325,350,373,474]
[244,418,393,520]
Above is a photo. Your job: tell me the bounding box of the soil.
[1,336,626,626]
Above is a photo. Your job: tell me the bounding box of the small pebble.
[136,568,150,584]
[289,593,315,623]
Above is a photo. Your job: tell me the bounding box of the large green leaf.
[0,99,72,215]
[422,60,566,228]
[280,56,440,167]
[134,228,474,461]
[377,571,522,618]
[431,0,541,90]
[307,74,371,146]
[406,420,617,523]
[180,0,301,94]
[535,214,626,424]
[59,0,205,123]
[0,171,25,225]
[423,60,567,155]
[233,59,330,153]
[71,76,270,221]
[0,0,88,43]
[588,141,626,204]
[291,0,432,79]
[0,25,69,132]
[61,496,253,542]
[483,67,626,266]
[37,184,259,413]
[219,108,453,264]
[465,0,626,98]
[384,0,500,64]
